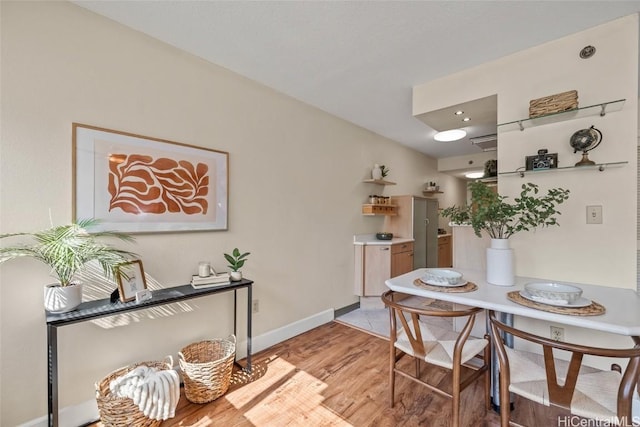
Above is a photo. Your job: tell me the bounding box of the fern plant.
[0,218,136,286]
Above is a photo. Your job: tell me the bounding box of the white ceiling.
[74,1,640,158]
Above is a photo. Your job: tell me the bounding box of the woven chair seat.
[505,347,622,421]
[395,321,489,369]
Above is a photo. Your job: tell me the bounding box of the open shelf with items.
[497,99,625,132]
[362,204,397,216]
[422,190,443,197]
[499,161,628,177]
[363,179,396,185]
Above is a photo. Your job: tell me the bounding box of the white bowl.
[524,282,583,304]
[422,269,463,285]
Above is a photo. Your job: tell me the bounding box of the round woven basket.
[179,335,236,404]
[95,359,172,427]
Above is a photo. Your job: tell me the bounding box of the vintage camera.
[526,149,558,171]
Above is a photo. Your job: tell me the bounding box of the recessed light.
[465,171,484,179]
[454,110,464,115]
[462,117,470,122]
[434,129,467,142]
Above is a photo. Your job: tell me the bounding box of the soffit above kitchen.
[73,1,640,159]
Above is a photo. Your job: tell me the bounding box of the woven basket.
[529,90,578,118]
[95,358,173,427]
[179,335,236,403]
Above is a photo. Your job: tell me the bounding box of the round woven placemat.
[413,279,477,293]
[507,291,605,316]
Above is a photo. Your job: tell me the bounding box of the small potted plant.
[0,218,136,312]
[441,182,569,286]
[224,248,250,281]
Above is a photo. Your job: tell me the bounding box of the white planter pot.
[371,165,383,180]
[44,283,83,313]
[486,239,515,286]
[230,271,242,281]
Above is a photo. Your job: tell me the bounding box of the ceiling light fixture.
[434,129,467,142]
[462,117,470,122]
[454,110,464,115]
[465,171,485,179]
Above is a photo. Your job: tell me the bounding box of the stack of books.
[190,273,231,289]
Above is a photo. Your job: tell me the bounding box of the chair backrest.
[381,290,483,359]
[489,310,640,422]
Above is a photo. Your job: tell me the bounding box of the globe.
[570,125,602,166]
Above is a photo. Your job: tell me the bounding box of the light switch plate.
[586,205,603,224]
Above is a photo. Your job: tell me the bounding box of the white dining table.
[385,268,640,408]
[385,267,640,337]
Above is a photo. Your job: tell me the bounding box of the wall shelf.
[499,161,628,177]
[422,190,443,197]
[363,179,396,185]
[362,204,397,215]
[497,99,625,132]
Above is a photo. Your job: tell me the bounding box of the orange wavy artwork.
[108,154,210,215]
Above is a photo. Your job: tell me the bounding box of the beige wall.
[0,2,444,424]
[415,14,639,288]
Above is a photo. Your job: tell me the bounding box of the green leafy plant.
[441,182,570,239]
[224,248,250,272]
[380,165,390,178]
[0,218,136,286]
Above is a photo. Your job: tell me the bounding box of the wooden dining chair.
[489,310,640,427]
[381,290,491,427]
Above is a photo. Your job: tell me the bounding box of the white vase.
[372,164,383,180]
[230,271,242,281]
[44,283,83,313]
[486,239,515,286]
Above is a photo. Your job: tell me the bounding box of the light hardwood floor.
[90,321,575,426]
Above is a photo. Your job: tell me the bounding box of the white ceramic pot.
[230,271,242,281]
[486,238,515,286]
[44,283,83,313]
[372,165,383,180]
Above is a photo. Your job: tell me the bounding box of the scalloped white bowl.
[422,269,463,285]
[524,282,583,303]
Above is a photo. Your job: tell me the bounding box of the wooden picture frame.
[73,123,229,233]
[116,260,147,303]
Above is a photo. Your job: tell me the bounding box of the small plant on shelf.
[380,165,390,178]
[224,248,250,281]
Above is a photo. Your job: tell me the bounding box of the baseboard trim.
[21,308,335,427]
[334,301,360,318]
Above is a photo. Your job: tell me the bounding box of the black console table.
[45,278,253,427]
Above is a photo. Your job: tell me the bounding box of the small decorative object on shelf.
[570,125,602,166]
[525,149,558,171]
[372,164,383,180]
[484,160,498,177]
[380,165,390,178]
[529,90,578,118]
[425,181,439,192]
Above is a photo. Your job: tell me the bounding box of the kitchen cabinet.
[391,242,414,277]
[437,235,452,268]
[384,195,438,268]
[354,240,414,296]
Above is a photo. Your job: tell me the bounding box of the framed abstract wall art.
[73,123,228,233]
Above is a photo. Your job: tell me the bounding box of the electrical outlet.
[252,299,259,314]
[550,326,564,342]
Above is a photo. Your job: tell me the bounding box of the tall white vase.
[486,238,515,286]
[372,164,383,180]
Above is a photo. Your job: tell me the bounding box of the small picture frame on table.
[116,260,147,303]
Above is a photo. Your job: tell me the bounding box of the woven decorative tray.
[507,291,605,316]
[413,279,477,293]
[529,90,578,118]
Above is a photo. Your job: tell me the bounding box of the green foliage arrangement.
[380,165,390,178]
[0,218,136,286]
[441,182,570,239]
[224,248,250,272]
